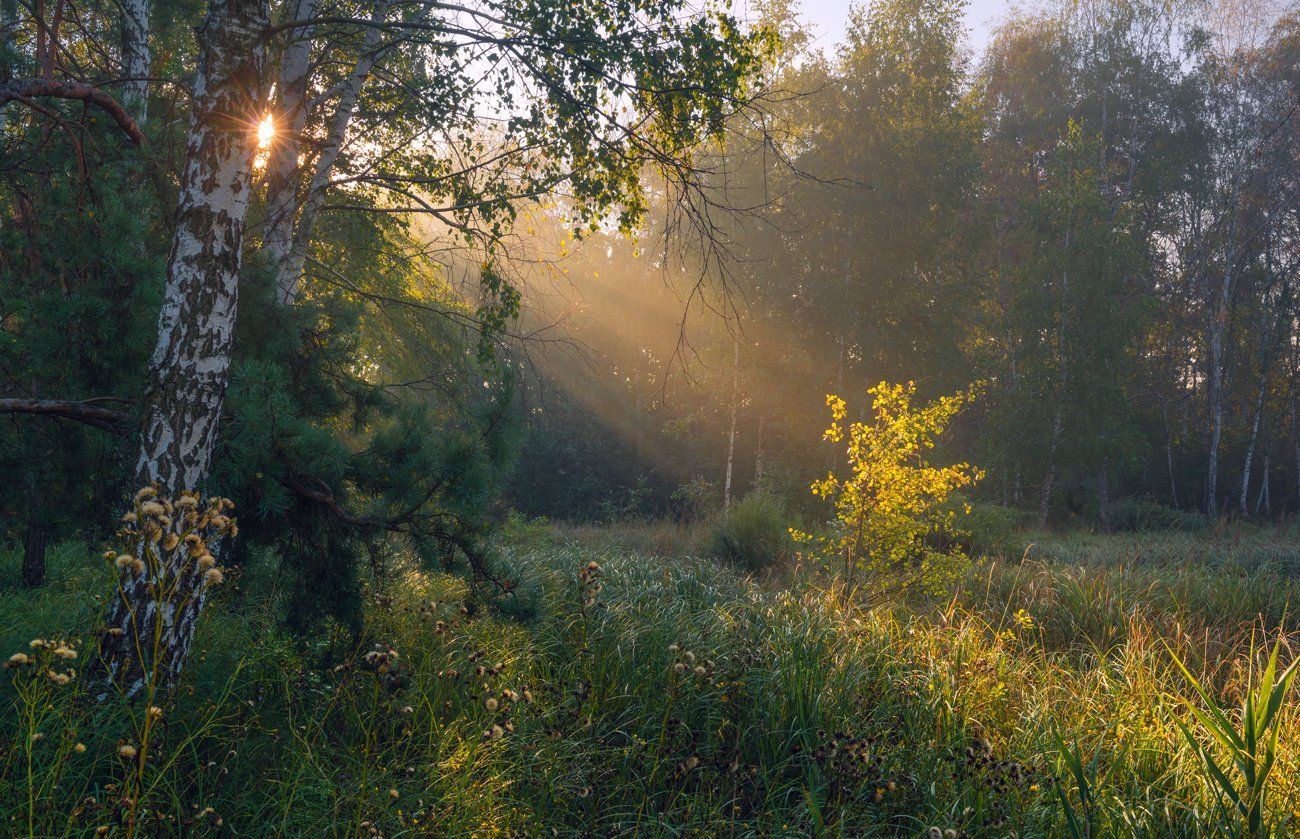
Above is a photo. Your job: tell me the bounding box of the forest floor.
[3,523,1300,836]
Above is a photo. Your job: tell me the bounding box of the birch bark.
[96,0,269,699]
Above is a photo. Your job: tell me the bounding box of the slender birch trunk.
[261,0,316,273]
[1291,376,1300,509]
[273,0,391,306]
[1254,452,1270,517]
[1205,193,1241,517]
[120,0,150,121]
[1239,366,1269,515]
[96,0,269,699]
[722,331,739,512]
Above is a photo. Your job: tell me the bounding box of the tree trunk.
[95,0,268,700]
[273,0,390,306]
[1239,368,1268,516]
[722,331,739,511]
[1291,379,1300,512]
[1205,210,1239,517]
[120,0,150,121]
[1163,401,1179,508]
[1255,451,1270,517]
[21,476,49,588]
[1096,468,1111,532]
[1038,405,1062,528]
[0,0,16,135]
[260,0,316,275]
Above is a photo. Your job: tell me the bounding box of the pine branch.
[0,397,132,433]
[0,78,146,144]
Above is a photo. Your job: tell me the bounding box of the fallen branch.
[0,79,145,144]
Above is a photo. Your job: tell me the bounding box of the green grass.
[2,527,1300,836]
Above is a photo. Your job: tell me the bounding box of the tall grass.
[1,526,1298,836]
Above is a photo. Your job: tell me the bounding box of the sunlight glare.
[256,114,275,150]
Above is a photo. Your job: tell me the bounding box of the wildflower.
[685,651,696,664]
[54,646,77,660]
[135,486,158,501]
[140,501,166,517]
[129,557,146,574]
[927,830,942,839]
[197,554,217,571]
[122,512,137,523]
[400,705,414,715]
[389,788,399,799]
[668,643,679,653]
[203,567,224,585]
[46,669,71,685]
[74,743,86,754]
[103,550,117,561]
[175,494,198,510]
[673,662,687,675]
[6,652,29,667]
[107,627,124,637]
[485,724,505,741]
[485,697,499,711]
[693,665,706,678]
[147,706,164,720]
[118,744,138,759]
[163,533,180,552]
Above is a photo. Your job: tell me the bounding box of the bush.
[960,501,1033,558]
[710,492,791,572]
[1104,498,1206,533]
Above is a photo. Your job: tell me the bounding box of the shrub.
[1104,498,1206,533]
[960,501,1033,558]
[710,492,791,572]
[796,382,981,594]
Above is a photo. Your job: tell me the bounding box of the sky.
[792,0,1018,56]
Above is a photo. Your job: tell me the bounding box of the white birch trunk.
[274,0,391,306]
[261,0,316,273]
[120,0,150,121]
[722,332,738,511]
[96,0,269,700]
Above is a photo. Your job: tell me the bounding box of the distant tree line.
[510,0,1300,527]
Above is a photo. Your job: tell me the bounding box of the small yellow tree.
[799,381,981,594]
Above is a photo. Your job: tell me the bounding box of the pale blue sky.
[790,0,1018,56]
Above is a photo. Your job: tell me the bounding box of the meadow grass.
[2,526,1299,836]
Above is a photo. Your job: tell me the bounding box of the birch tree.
[96,0,270,697]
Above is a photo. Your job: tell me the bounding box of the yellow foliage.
[801,381,982,594]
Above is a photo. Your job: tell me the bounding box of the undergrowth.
[1,527,1298,836]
